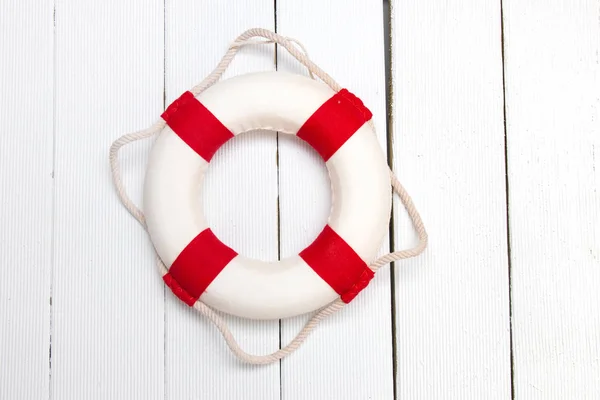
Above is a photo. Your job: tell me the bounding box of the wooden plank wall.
[503,0,600,397]
[0,1,53,398]
[1,0,599,399]
[277,1,393,399]
[52,1,165,398]
[164,1,280,399]
[391,1,512,397]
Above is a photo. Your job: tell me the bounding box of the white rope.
[109,28,428,365]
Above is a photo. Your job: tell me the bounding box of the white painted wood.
[0,1,53,398]
[52,1,164,398]
[164,1,279,399]
[7,2,598,398]
[277,1,393,398]
[392,1,512,398]
[503,1,600,397]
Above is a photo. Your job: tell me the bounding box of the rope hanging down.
[109,28,428,365]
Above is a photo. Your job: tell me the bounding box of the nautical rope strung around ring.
[109,28,428,365]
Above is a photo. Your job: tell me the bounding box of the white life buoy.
[144,71,392,320]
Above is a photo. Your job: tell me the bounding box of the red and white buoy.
[143,71,392,320]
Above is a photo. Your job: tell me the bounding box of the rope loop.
[109,28,428,365]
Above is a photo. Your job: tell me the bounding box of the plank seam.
[162,1,167,399]
[383,1,398,399]
[274,2,283,398]
[49,3,57,400]
[499,0,516,398]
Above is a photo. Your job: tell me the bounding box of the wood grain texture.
[0,1,53,398]
[164,1,280,399]
[277,1,393,398]
[52,1,165,398]
[5,1,600,398]
[392,1,512,398]
[503,1,600,397]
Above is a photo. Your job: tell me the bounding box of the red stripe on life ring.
[161,91,234,162]
[297,89,373,162]
[163,229,238,306]
[300,225,374,303]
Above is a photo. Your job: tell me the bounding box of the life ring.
[144,71,392,320]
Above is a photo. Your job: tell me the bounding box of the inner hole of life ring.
[202,130,332,262]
